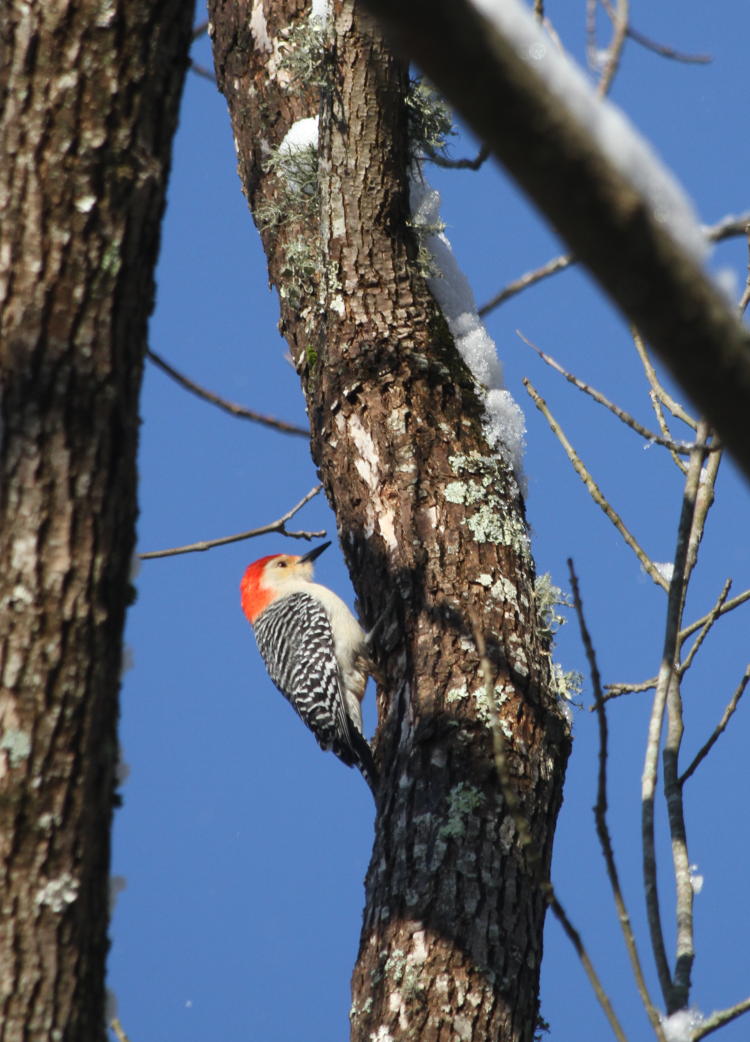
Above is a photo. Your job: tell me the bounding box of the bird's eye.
[277,560,287,568]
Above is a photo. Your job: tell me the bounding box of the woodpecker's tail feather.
[333,727,379,796]
[351,730,379,796]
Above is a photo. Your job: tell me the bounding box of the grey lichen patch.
[384,948,407,984]
[550,663,583,706]
[446,682,469,705]
[406,76,454,158]
[446,453,530,556]
[35,874,79,913]
[533,573,580,721]
[255,133,321,309]
[349,996,374,1021]
[278,16,327,89]
[0,728,31,767]
[447,681,511,729]
[438,782,485,840]
[534,573,572,648]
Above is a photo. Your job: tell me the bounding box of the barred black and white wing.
[253,593,377,790]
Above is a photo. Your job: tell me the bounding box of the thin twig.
[469,612,627,1042]
[641,426,709,1012]
[524,378,669,591]
[568,560,666,1041]
[425,144,490,170]
[680,588,750,642]
[626,24,711,64]
[192,19,209,40]
[705,211,750,243]
[533,0,544,20]
[693,996,750,1040]
[146,348,310,437]
[598,0,711,64]
[190,60,216,83]
[545,895,629,1042]
[603,676,657,701]
[679,666,750,786]
[678,579,731,676]
[597,0,629,97]
[139,486,324,560]
[110,1019,131,1042]
[633,331,696,430]
[517,331,706,455]
[478,254,574,315]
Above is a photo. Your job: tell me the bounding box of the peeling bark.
[209,1,570,1039]
[0,2,193,1038]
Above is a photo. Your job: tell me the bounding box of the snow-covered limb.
[469,0,706,260]
[359,0,750,483]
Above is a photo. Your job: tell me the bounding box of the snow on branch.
[361,0,750,483]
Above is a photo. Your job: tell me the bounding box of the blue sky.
[109,3,750,1039]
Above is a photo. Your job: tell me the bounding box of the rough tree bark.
[0,2,194,1039]
[209,1,570,1039]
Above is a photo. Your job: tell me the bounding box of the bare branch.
[517,331,709,455]
[678,579,732,675]
[603,676,657,701]
[146,348,310,437]
[568,560,666,1041]
[524,378,669,590]
[424,144,490,170]
[596,0,629,98]
[598,0,711,64]
[626,24,711,65]
[470,612,627,1042]
[190,59,216,83]
[139,486,325,560]
[679,666,750,786]
[705,211,750,243]
[192,18,209,40]
[680,587,750,642]
[693,996,750,1040]
[533,0,543,20]
[633,331,696,431]
[111,1019,131,1042]
[478,254,573,315]
[642,426,709,1011]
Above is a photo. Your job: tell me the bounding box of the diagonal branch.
[146,348,310,437]
[679,666,750,786]
[641,426,709,1012]
[693,996,750,1040]
[517,331,710,455]
[678,579,731,675]
[478,254,574,315]
[139,486,324,560]
[568,560,666,1041]
[524,378,669,590]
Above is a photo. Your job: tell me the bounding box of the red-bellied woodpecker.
[240,541,378,792]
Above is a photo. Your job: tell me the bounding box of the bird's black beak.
[299,541,331,564]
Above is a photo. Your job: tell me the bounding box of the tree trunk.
[209,1,570,1039]
[0,2,194,1039]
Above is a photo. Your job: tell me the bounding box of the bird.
[240,541,378,792]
